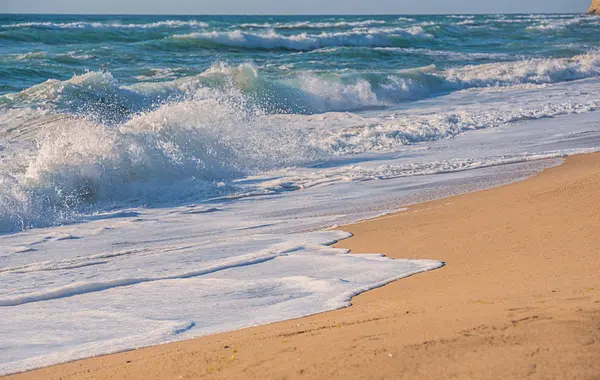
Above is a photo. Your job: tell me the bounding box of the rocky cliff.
[589,0,600,14]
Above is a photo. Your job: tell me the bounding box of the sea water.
[1,13,600,374]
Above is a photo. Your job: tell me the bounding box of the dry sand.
[6,153,600,380]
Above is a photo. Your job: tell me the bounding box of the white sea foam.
[444,52,600,86]
[1,61,600,233]
[2,106,600,374]
[0,223,441,374]
[0,20,209,29]
[2,59,600,376]
[2,50,600,240]
[372,26,433,39]
[374,47,514,61]
[15,51,47,60]
[238,19,386,29]
[293,52,600,105]
[170,28,429,51]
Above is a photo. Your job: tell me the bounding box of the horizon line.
[0,11,586,16]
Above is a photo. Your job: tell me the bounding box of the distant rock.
[589,0,600,14]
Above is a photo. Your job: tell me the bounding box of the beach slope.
[5,153,600,380]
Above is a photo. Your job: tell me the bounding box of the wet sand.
[6,153,600,380]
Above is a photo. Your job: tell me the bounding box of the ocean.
[1,13,600,374]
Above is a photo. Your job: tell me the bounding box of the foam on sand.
[0,225,442,375]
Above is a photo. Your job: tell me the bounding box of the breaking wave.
[238,20,386,29]
[169,28,430,51]
[0,20,209,29]
[7,51,600,118]
[1,51,600,232]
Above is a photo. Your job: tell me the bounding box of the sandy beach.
[4,152,599,379]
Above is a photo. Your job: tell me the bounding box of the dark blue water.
[1,14,598,94]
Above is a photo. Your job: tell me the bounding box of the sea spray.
[1,14,600,233]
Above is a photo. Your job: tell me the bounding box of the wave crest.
[1,20,209,29]
[238,20,386,29]
[2,51,600,232]
[169,28,428,51]
[5,52,600,118]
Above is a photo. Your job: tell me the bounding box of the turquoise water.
[0,13,600,232]
[1,14,598,96]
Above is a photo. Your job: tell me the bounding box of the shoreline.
[5,153,600,379]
